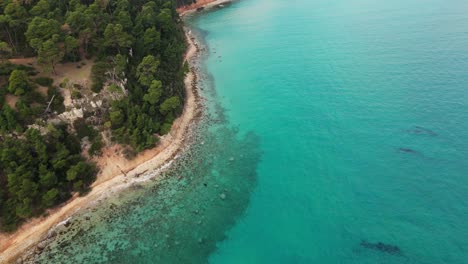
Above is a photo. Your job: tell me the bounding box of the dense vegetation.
[0,0,189,231]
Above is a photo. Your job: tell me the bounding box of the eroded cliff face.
[177,0,233,15]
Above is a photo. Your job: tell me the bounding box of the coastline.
[177,0,234,17]
[0,29,202,263]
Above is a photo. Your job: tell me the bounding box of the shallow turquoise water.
[31,0,468,263]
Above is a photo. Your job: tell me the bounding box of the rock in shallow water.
[37,241,47,251]
[47,230,57,239]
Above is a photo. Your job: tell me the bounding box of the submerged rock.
[37,241,47,251]
[47,230,57,239]
[219,193,226,200]
[360,240,401,255]
[407,126,437,136]
[398,147,418,154]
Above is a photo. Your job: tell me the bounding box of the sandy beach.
[0,29,201,263]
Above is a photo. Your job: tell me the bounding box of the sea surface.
[33,0,468,263]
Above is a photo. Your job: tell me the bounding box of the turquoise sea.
[32,0,468,263]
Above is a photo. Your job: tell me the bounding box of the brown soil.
[4,95,19,109]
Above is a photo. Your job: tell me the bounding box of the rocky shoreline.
[177,0,235,17]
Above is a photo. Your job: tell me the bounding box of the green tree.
[108,54,127,83]
[113,54,127,77]
[8,69,30,96]
[83,3,109,35]
[65,3,88,33]
[89,135,103,156]
[115,10,133,31]
[115,0,130,12]
[3,2,28,51]
[64,35,80,61]
[143,27,160,54]
[38,39,64,74]
[0,15,15,52]
[136,55,159,87]
[143,80,163,105]
[66,162,88,181]
[157,8,173,32]
[39,168,57,189]
[103,23,133,54]
[110,109,125,127]
[160,96,181,115]
[0,105,21,132]
[29,0,51,18]
[91,61,108,92]
[18,179,38,204]
[0,41,12,62]
[136,1,157,28]
[16,198,33,219]
[42,188,59,207]
[25,17,61,51]
[65,161,95,192]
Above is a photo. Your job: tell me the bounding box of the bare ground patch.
[5,94,19,109]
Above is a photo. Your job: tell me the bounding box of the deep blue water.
[32,0,468,263]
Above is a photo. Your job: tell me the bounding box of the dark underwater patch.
[360,240,402,255]
[398,147,419,155]
[406,126,437,136]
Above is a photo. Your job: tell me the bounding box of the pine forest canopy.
[0,0,190,231]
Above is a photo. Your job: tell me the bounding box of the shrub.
[71,90,82,99]
[108,83,123,93]
[47,87,65,113]
[59,78,69,88]
[89,135,104,156]
[73,118,98,140]
[90,62,108,93]
[160,122,172,135]
[0,63,35,76]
